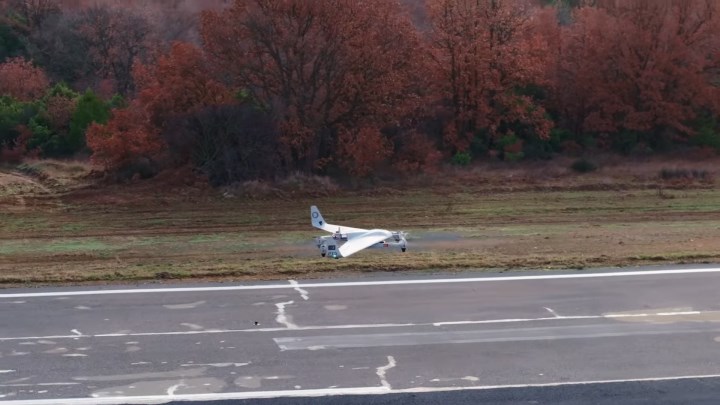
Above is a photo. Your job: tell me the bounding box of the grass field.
[1,157,719,285]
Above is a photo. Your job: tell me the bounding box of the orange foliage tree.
[0,57,49,101]
[426,0,553,154]
[201,0,423,174]
[85,104,163,170]
[133,41,232,129]
[87,41,232,171]
[336,126,393,177]
[392,130,444,174]
[551,0,720,149]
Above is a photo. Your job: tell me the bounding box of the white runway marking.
[4,374,720,404]
[166,382,184,396]
[376,356,397,390]
[431,376,479,382]
[9,351,29,356]
[181,362,250,368]
[289,280,309,300]
[0,310,714,342]
[2,267,720,298]
[163,301,205,310]
[0,382,80,388]
[433,310,709,326]
[275,301,298,329]
[543,307,562,318]
[657,311,701,316]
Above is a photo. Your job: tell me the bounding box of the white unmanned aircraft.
[311,206,407,259]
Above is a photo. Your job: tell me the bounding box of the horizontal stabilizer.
[311,206,368,234]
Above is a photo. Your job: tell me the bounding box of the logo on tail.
[311,206,325,229]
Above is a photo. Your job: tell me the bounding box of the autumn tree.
[45,82,79,127]
[133,41,231,130]
[201,0,422,174]
[77,5,154,95]
[551,0,720,152]
[110,41,233,174]
[86,41,233,176]
[426,0,553,158]
[392,130,444,174]
[336,126,393,178]
[85,102,163,172]
[0,57,48,101]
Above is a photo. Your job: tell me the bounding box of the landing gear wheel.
[401,248,406,252]
[321,253,326,257]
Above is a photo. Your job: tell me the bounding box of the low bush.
[451,151,472,166]
[164,104,281,186]
[222,172,339,199]
[571,158,598,173]
[659,168,711,181]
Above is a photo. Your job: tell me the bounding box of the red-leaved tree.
[88,42,233,172]
[85,104,164,170]
[201,0,423,174]
[133,41,232,129]
[0,57,49,101]
[551,0,720,147]
[336,126,394,177]
[392,130,444,174]
[426,0,553,154]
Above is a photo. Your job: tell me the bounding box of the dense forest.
[0,0,718,184]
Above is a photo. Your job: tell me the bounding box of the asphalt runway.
[2,265,720,404]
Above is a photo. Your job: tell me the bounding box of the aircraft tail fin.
[311,206,332,231]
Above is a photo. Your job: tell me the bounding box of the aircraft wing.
[339,229,393,258]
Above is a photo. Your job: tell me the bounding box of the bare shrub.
[660,168,712,182]
[277,172,339,196]
[221,172,339,200]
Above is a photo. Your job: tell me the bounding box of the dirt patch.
[0,171,53,212]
